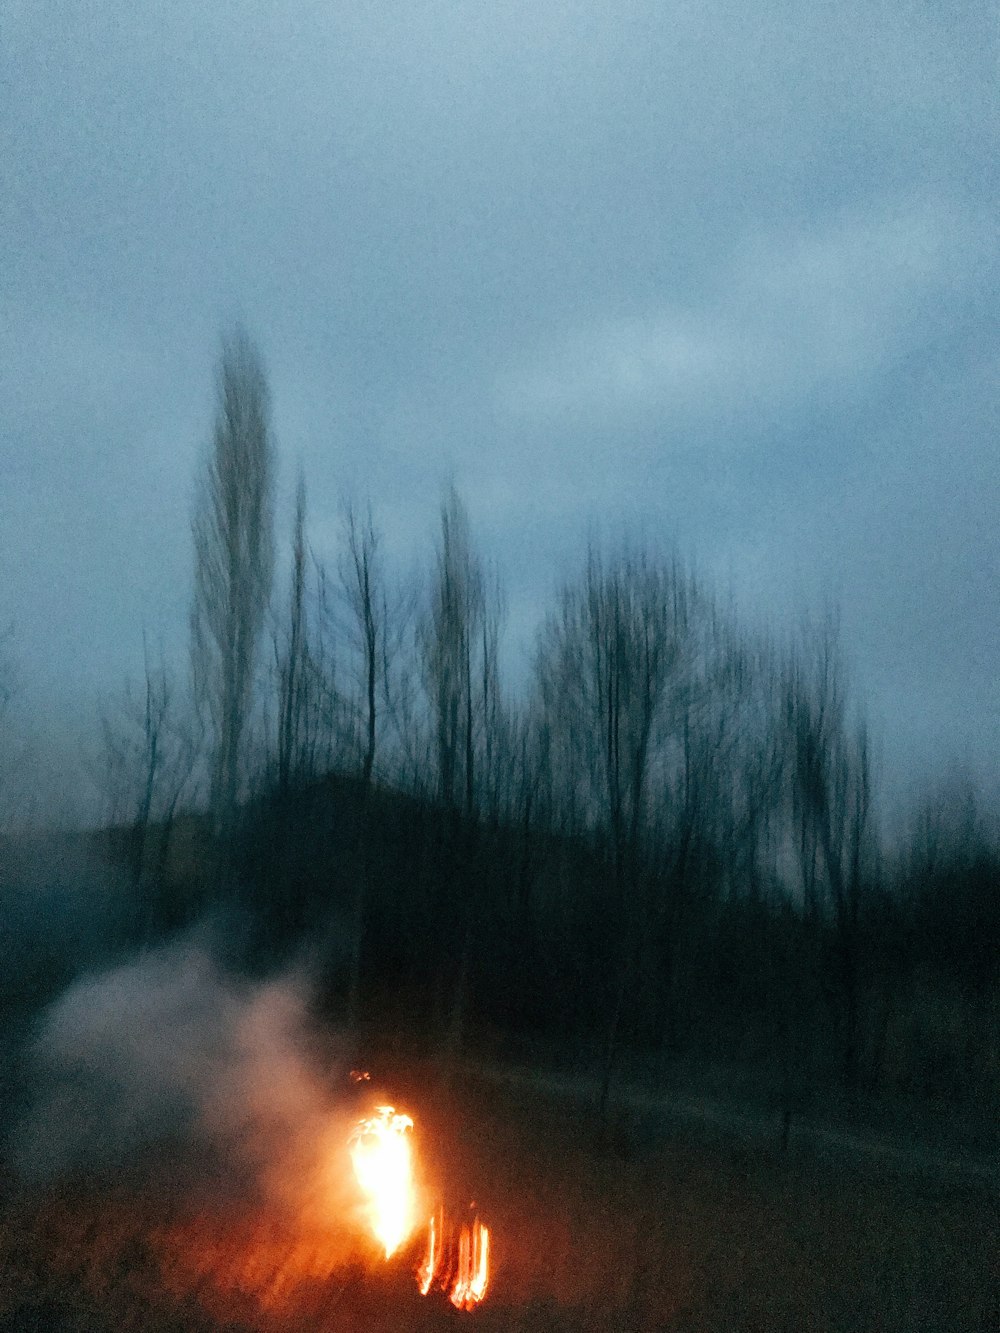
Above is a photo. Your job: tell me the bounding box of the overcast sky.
[3,0,998,824]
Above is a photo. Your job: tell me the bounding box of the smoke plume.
[9,933,355,1221]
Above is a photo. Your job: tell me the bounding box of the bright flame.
[417,1208,440,1296]
[450,1218,490,1310]
[348,1098,491,1309]
[418,1209,490,1310]
[349,1106,416,1258]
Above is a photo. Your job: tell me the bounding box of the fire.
[418,1207,440,1296]
[348,1099,492,1310]
[450,1217,490,1310]
[348,1105,416,1258]
[418,1206,490,1310]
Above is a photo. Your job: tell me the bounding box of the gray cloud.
[497,196,986,427]
[3,0,997,811]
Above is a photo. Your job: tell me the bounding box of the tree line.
[86,329,1000,1120]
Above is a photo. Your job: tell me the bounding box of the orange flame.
[450,1218,490,1310]
[348,1100,492,1309]
[417,1208,490,1310]
[348,1106,416,1258]
[417,1207,441,1296]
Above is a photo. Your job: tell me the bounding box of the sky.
[2,0,998,826]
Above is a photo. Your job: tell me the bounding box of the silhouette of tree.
[190,328,275,883]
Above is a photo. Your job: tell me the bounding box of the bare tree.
[307,555,344,777]
[419,486,504,1056]
[379,575,430,795]
[477,565,507,826]
[190,328,275,877]
[905,766,983,884]
[98,641,201,938]
[337,501,389,1024]
[340,502,385,791]
[274,473,310,796]
[421,486,485,819]
[783,615,874,1090]
[535,544,695,1116]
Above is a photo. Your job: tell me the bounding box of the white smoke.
[9,933,354,1219]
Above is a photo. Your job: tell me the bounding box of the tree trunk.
[598,962,629,1127]
[347,785,371,1031]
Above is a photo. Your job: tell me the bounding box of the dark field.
[1,1065,996,1333]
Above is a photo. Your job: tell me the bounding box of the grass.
[0,1062,996,1332]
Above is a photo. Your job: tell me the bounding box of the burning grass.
[1,1062,996,1331]
[348,1105,418,1259]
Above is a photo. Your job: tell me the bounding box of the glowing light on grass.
[348,1106,416,1258]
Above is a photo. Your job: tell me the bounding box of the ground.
[0,1061,996,1332]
